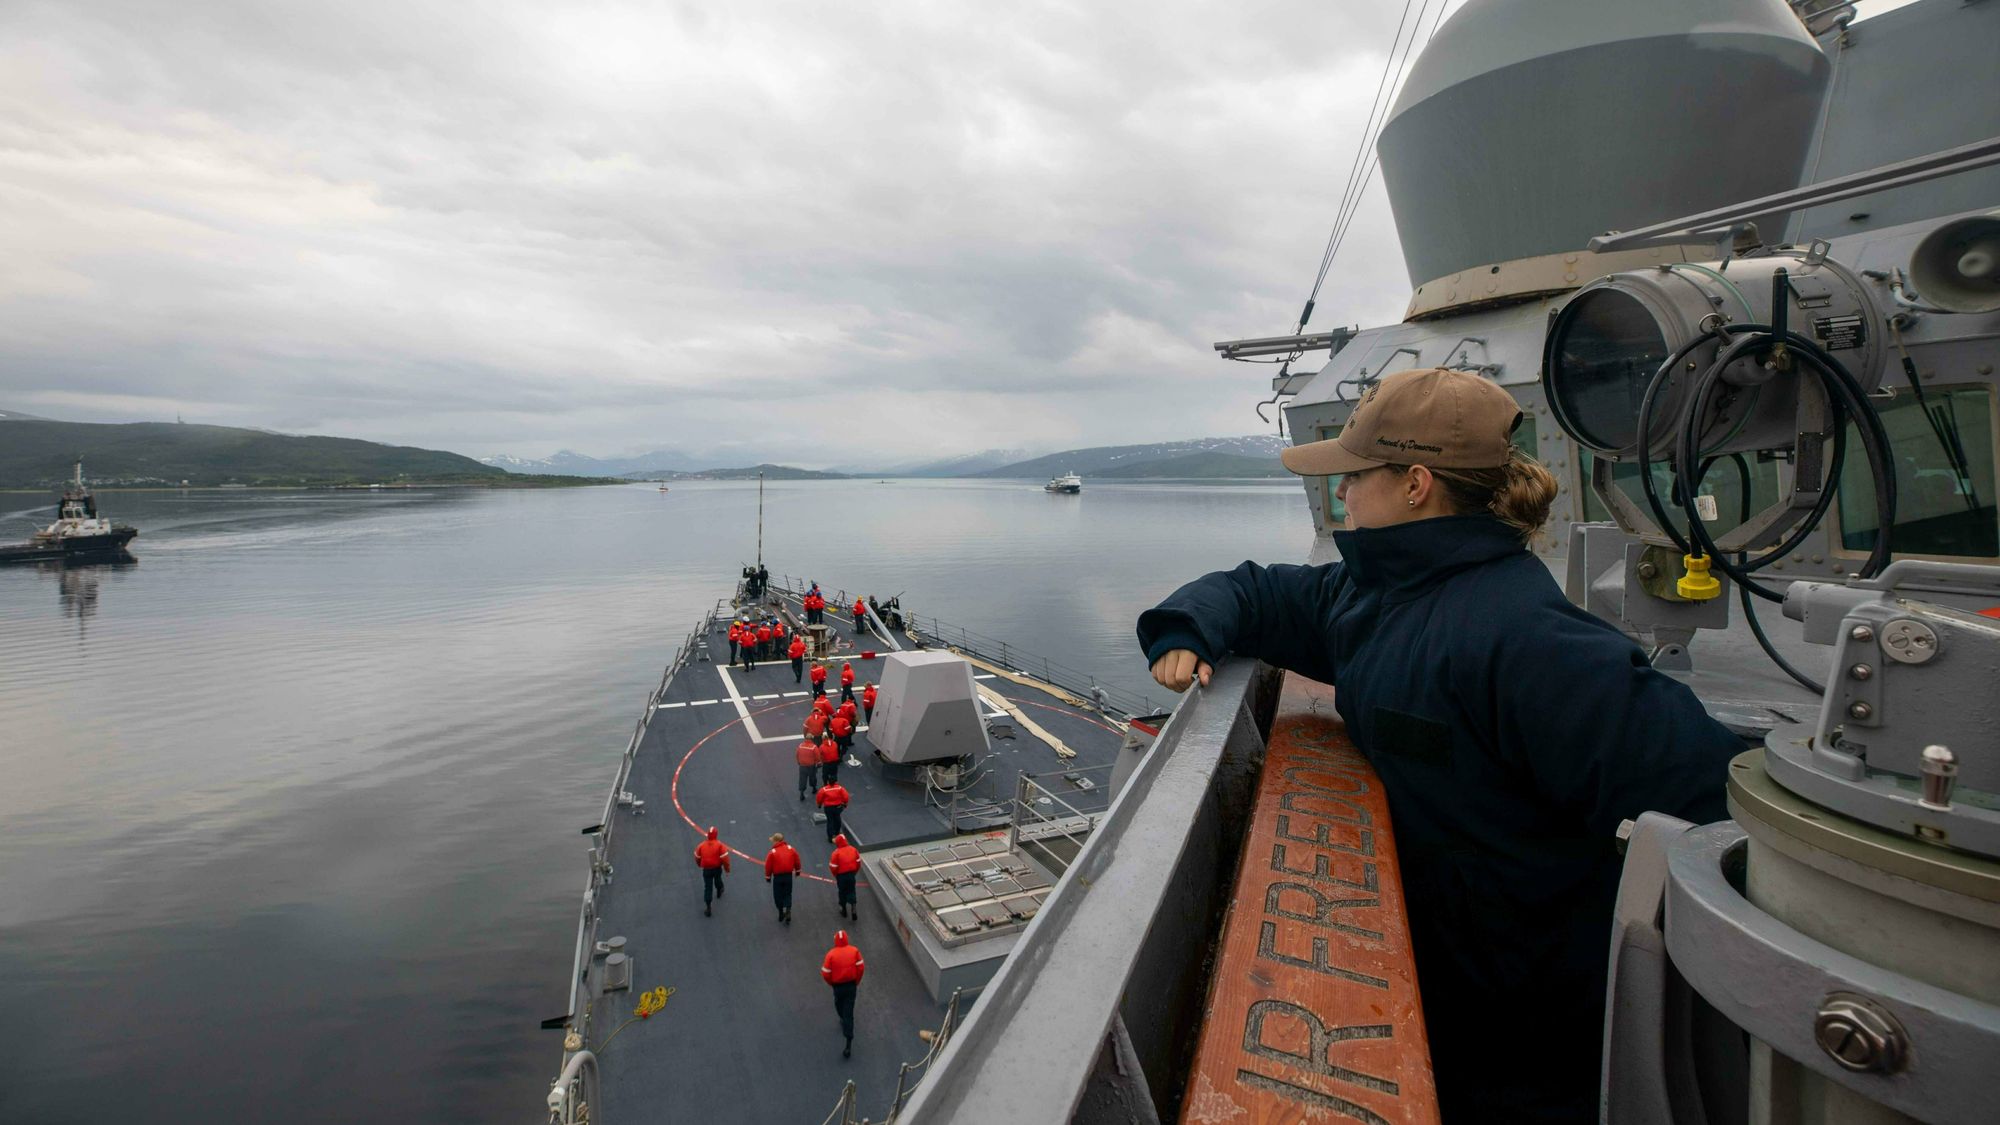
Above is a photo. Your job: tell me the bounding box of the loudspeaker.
[1911,211,2000,314]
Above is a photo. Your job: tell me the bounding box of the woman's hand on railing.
[1149,649,1212,693]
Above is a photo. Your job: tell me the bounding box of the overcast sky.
[0,1,1911,466]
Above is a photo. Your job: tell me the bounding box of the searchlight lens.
[1544,287,1670,454]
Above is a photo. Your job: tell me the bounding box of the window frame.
[1829,381,2000,564]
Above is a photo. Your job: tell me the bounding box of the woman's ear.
[1405,464,1435,508]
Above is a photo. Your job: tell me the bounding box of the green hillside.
[1092,452,1288,479]
[0,419,591,488]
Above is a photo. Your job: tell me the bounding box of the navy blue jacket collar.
[1330,515,1527,599]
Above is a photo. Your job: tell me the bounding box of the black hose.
[1718,452,1825,693]
[1674,325,1897,588]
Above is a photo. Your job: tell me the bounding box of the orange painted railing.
[1180,673,1438,1124]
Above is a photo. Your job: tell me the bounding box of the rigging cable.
[1317,0,1453,300]
[1296,0,1456,332]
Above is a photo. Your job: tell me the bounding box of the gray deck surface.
[581,590,1125,1124]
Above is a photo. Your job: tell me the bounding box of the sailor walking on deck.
[1137,368,1742,1123]
[815,780,849,842]
[809,661,828,698]
[838,661,856,703]
[694,826,731,917]
[861,682,878,725]
[829,834,861,920]
[829,711,853,764]
[818,735,840,786]
[789,633,807,683]
[820,931,865,1058]
[796,737,821,801]
[764,833,801,924]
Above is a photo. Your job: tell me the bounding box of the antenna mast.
[756,471,764,567]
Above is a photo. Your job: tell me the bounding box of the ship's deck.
[578,588,1128,1124]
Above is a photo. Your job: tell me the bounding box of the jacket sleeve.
[1482,601,1741,841]
[1135,560,1346,685]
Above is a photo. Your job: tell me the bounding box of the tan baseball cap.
[1280,367,1524,477]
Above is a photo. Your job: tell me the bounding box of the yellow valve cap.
[1677,554,1722,601]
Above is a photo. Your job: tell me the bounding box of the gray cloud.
[3,0,1453,464]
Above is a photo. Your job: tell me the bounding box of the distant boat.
[1044,472,1082,494]
[657,485,671,492]
[0,460,138,565]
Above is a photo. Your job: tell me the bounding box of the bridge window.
[1837,385,1998,559]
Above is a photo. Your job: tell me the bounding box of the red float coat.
[693,828,730,871]
[819,738,839,765]
[813,696,834,717]
[835,700,857,724]
[804,713,826,739]
[853,599,866,617]
[775,622,788,639]
[822,932,865,984]
[788,638,807,660]
[756,625,772,646]
[829,839,861,875]
[840,664,855,687]
[810,664,828,686]
[764,844,802,877]
[830,715,853,740]
[816,782,850,809]
[728,623,742,645]
[861,685,878,709]
[796,739,820,768]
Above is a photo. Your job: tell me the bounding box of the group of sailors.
[691,823,870,1056]
[799,583,871,635]
[694,585,885,1056]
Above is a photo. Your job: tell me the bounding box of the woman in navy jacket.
[1138,368,1742,1124]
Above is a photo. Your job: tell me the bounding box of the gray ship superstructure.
[901,1,2000,1123]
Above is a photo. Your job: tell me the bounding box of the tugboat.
[0,461,139,565]
[1042,471,1081,494]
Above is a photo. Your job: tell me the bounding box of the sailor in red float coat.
[764,833,802,923]
[852,598,867,633]
[861,683,878,724]
[821,930,865,1056]
[755,623,773,661]
[727,621,742,666]
[803,710,826,741]
[830,714,854,760]
[809,662,828,697]
[813,694,834,718]
[819,735,841,785]
[839,661,856,703]
[815,780,849,842]
[835,698,857,726]
[693,826,730,915]
[788,635,808,683]
[795,738,821,800]
[829,834,862,919]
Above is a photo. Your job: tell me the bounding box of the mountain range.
[481,436,1288,480]
[0,416,603,489]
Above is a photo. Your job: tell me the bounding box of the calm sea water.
[0,479,1309,1124]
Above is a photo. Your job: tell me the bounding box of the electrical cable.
[1675,324,1898,590]
[1715,451,1825,693]
[1632,319,1895,604]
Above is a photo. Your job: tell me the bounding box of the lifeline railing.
[767,575,1163,720]
[547,597,731,1122]
[812,988,968,1125]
